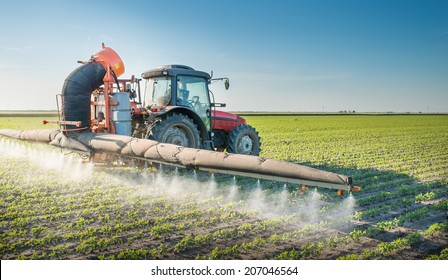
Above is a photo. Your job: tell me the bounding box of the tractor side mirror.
[225,79,230,90]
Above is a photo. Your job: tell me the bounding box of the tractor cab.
[142,65,212,133]
[139,65,261,155]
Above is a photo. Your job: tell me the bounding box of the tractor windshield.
[144,76,171,107]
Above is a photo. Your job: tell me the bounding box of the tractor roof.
[141,65,211,80]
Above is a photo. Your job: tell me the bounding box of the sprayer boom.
[0,129,360,194]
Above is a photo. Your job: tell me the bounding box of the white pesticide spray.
[129,166,358,224]
[275,184,290,214]
[203,173,219,199]
[0,138,357,228]
[226,184,239,203]
[304,189,324,223]
[246,183,268,213]
[0,138,93,182]
[333,193,356,219]
[132,166,357,228]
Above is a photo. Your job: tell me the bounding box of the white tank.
[111,92,132,136]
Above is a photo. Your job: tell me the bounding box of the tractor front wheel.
[148,113,202,148]
[227,124,261,156]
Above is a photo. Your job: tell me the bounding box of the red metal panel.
[212,110,246,132]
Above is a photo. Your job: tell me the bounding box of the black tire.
[227,124,261,156]
[148,113,202,148]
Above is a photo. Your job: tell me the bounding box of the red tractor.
[124,65,261,155]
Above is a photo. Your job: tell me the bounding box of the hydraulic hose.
[62,62,106,135]
[61,45,125,136]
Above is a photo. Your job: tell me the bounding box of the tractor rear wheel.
[148,113,201,148]
[227,124,261,156]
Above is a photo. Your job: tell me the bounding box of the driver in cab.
[177,89,190,107]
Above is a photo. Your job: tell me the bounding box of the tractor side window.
[144,77,171,107]
[176,76,209,108]
[177,75,210,129]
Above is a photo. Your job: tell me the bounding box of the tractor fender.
[154,106,211,144]
[212,110,247,132]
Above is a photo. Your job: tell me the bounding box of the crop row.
[195,199,448,260]
[338,222,447,260]
[355,180,447,207]
[1,115,447,260]
[251,116,448,182]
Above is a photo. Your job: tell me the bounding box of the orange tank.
[91,44,125,77]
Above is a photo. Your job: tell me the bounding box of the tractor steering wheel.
[189,96,201,111]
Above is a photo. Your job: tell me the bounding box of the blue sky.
[0,0,447,112]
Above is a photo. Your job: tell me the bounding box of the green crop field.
[0,114,447,260]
